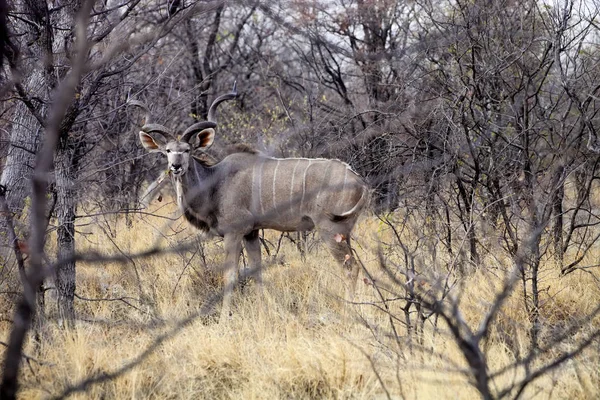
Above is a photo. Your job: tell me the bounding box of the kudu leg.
[243,230,263,287]
[221,233,243,322]
[320,226,360,301]
[342,236,360,299]
[244,230,265,315]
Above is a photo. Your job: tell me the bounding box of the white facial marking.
[165,142,191,176]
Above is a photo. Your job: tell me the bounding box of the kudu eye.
[166,149,171,153]
[184,149,190,153]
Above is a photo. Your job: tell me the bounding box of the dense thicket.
[1,1,600,398]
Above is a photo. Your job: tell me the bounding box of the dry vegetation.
[3,1,600,398]
[1,198,598,399]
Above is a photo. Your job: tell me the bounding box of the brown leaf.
[17,240,29,254]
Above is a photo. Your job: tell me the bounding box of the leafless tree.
[1,0,600,398]
[0,1,229,397]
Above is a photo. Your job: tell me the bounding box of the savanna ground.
[2,198,600,399]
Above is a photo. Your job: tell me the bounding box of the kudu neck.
[175,157,214,192]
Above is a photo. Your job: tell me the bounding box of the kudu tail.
[327,185,370,223]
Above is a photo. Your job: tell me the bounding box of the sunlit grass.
[1,198,599,399]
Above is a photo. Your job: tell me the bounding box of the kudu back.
[133,84,369,321]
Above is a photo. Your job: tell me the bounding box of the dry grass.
[2,200,600,399]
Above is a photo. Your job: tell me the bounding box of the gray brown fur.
[136,84,369,322]
[225,143,258,155]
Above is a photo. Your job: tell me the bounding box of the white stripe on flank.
[301,160,313,213]
[257,160,265,215]
[272,159,281,216]
[290,159,301,215]
[337,166,348,210]
[315,160,329,205]
[251,163,259,214]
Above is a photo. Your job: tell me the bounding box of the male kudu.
[134,84,368,321]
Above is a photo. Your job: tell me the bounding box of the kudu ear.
[139,131,167,152]
[191,128,215,150]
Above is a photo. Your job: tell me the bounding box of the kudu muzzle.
[168,152,186,175]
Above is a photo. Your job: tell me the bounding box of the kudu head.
[133,82,238,176]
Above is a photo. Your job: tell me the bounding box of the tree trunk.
[552,172,565,270]
[0,82,44,217]
[1,0,78,325]
[455,175,480,269]
[54,135,81,326]
[0,73,45,304]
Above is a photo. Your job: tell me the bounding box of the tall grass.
[2,200,599,399]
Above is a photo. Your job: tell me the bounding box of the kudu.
[134,84,368,321]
